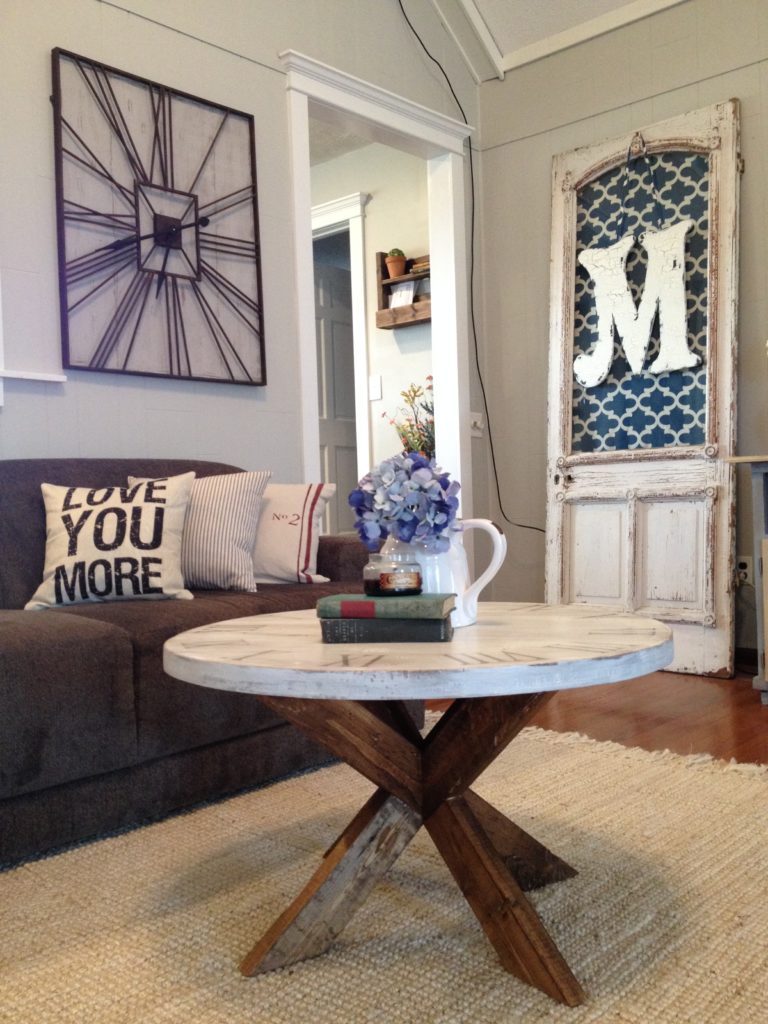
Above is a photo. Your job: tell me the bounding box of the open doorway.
[280,51,474,515]
[311,137,435,483]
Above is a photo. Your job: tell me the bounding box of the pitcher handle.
[460,519,507,606]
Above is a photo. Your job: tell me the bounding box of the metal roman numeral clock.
[52,49,266,384]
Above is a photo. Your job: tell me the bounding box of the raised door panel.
[634,495,712,622]
[565,501,626,605]
[330,321,356,422]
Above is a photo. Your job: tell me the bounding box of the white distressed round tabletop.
[163,601,673,700]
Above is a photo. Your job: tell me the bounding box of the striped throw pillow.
[130,471,271,591]
[251,483,336,583]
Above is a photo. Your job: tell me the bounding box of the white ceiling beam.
[428,0,502,83]
[453,0,505,79]
[456,0,689,75]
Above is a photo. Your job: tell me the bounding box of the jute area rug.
[1,728,766,1024]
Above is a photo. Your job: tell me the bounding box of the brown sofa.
[0,458,376,865]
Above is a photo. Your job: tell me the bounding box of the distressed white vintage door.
[546,102,740,675]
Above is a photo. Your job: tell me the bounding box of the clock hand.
[155,246,172,297]
[105,216,211,252]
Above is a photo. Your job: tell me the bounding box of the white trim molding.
[0,274,67,407]
[312,193,370,236]
[429,152,472,516]
[280,50,472,157]
[0,369,68,408]
[453,0,505,79]
[0,371,67,381]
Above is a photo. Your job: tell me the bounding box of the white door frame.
[312,193,370,480]
[281,50,475,512]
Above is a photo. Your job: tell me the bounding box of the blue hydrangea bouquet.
[348,452,461,552]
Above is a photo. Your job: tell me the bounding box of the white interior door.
[546,102,740,676]
[315,246,357,534]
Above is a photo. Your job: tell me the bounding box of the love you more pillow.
[25,473,195,609]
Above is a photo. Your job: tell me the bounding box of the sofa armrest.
[316,532,369,582]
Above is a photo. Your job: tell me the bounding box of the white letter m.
[574,218,699,388]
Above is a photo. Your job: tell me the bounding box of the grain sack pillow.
[25,473,195,610]
[129,470,271,591]
[251,483,336,583]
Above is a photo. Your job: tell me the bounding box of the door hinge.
[737,154,745,174]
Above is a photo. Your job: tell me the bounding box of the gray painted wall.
[2,0,763,642]
[0,0,476,478]
[476,0,768,625]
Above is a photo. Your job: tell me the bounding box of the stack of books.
[410,256,430,274]
[316,593,456,643]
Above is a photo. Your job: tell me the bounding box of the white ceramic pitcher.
[380,519,507,627]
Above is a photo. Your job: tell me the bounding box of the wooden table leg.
[464,790,577,891]
[426,795,585,1007]
[241,788,421,975]
[248,693,585,1005]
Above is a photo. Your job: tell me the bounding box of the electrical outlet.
[736,555,754,587]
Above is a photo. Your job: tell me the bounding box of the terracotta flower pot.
[385,255,407,278]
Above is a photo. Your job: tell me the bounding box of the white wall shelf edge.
[0,275,67,405]
[0,370,67,381]
[0,370,67,408]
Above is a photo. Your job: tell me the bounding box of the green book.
[321,616,454,643]
[316,593,456,620]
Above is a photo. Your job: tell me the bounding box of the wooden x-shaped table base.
[240,691,586,1006]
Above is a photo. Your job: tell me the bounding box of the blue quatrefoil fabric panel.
[572,151,709,453]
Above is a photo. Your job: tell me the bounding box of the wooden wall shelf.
[375,251,431,330]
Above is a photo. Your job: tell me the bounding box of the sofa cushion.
[252,483,336,584]
[0,610,137,799]
[130,470,271,591]
[316,531,370,582]
[25,474,195,610]
[59,582,363,759]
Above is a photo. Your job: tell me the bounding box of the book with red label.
[320,616,454,643]
[315,593,455,620]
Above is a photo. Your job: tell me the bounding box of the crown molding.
[311,193,370,235]
[279,50,472,157]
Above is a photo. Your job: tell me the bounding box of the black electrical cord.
[396,3,544,534]
[396,0,544,535]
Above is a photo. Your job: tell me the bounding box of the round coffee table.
[164,601,673,1006]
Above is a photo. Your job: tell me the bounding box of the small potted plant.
[384,248,407,278]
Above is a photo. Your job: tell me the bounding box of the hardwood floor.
[429,671,768,765]
[532,671,768,765]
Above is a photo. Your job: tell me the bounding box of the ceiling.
[440,0,689,79]
[309,119,371,166]
[308,0,689,165]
